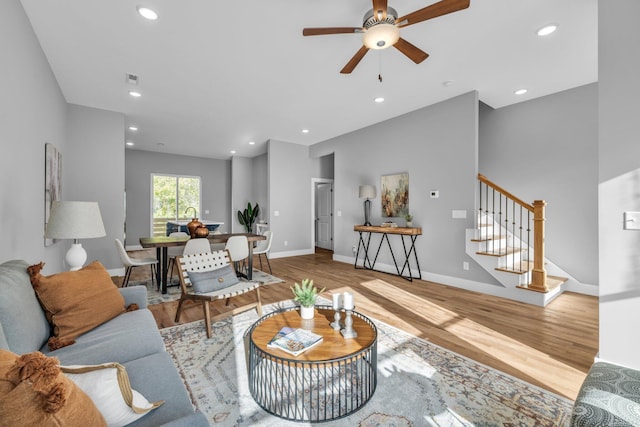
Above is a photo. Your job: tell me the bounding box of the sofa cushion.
[0,260,50,353]
[40,309,165,365]
[62,362,163,427]
[122,352,205,427]
[28,261,126,350]
[0,349,106,426]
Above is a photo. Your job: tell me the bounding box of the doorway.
[313,179,333,251]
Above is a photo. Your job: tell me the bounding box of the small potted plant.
[291,278,325,319]
[404,213,414,227]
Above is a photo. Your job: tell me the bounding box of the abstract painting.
[45,143,62,246]
[381,173,409,218]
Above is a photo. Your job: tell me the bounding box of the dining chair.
[225,235,249,277]
[114,238,158,288]
[252,230,273,274]
[183,238,212,256]
[167,231,188,285]
[175,250,263,338]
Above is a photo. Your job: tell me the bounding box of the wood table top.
[354,225,422,235]
[140,233,265,248]
[251,308,376,362]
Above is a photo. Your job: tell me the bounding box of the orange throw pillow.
[0,349,106,426]
[28,261,126,350]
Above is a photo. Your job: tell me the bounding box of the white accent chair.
[175,250,263,338]
[225,235,249,277]
[252,230,273,274]
[115,238,158,288]
[167,231,188,284]
[183,238,212,256]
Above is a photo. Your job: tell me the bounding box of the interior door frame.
[310,178,334,251]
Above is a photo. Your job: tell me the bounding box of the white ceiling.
[20,0,597,160]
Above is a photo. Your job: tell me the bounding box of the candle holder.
[340,309,358,339]
[330,310,342,330]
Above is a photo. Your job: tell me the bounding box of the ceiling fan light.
[363,23,400,50]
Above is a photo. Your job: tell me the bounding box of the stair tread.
[471,236,506,242]
[476,247,523,257]
[516,275,568,293]
[495,260,534,274]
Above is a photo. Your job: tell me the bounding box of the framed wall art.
[381,172,409,218]
[45,142,62,246]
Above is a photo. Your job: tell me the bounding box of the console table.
[354,225,422,281]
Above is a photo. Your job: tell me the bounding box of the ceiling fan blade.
[340,46,370,74]
[372,0,388,20]
[394,38,429,64]
[397,0,470,28]
[303,27,363,36]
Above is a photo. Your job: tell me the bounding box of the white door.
[315,182,333,250]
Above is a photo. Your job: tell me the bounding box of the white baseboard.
[269,248,315,259]
[565,281,598,296]
[332,255,597,303]
[107,267,125,277]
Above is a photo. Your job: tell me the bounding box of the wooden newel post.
[530,200,548,292]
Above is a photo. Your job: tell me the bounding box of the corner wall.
[310,92,498,285]
[0,0,68,271]
[479,84,599,288]
[598,0,640,369]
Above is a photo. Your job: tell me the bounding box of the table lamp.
[359,185,376,226]
[44,201,106,271]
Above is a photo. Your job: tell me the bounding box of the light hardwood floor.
[126,248,598,400]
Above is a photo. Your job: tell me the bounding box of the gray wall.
[310,92,497,284]
[311,153,335,179]
[598,0,640,369]
[125,150,231,245]
[66,104,125,269]
[268,139,313,255]
[252,153,269,224]
[0,0,67,272]
[479,84,599,286]
[231,156,253,233]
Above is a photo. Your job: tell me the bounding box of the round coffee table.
[246,305,377,422]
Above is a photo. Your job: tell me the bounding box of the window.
[151,174,201,236]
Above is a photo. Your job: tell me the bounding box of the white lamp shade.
[363,23,400,50]
[44,201,106,240]
[359,185,376,199]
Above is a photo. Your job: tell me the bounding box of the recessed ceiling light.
[515,89,528,95]
[302,129,310,134]
[249,141,255,145]
[126,141,134,146]
[128,91,142,98]
[537,24,557,37]
[230,150,237,154]
[374,97,385,103]
[128,126,138,131]
[137,6,158,20]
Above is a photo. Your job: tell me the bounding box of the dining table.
[139,233,267,294]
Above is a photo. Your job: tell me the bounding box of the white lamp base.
[66,243,87,271]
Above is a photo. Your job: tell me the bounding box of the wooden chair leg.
[203,301,212,338]
[255,288,263,317]
[175,297,185,322]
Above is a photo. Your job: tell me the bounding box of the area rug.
[159,300,574,426]
[135,269,285,305]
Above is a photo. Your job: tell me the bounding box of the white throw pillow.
[62,362,163,427]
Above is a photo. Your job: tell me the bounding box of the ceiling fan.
[302,0,470,74]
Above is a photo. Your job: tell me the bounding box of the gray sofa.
[0,259,209,427]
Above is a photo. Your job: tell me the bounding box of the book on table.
[267,327,323,356]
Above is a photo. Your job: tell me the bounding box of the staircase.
[465,174,579,306]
